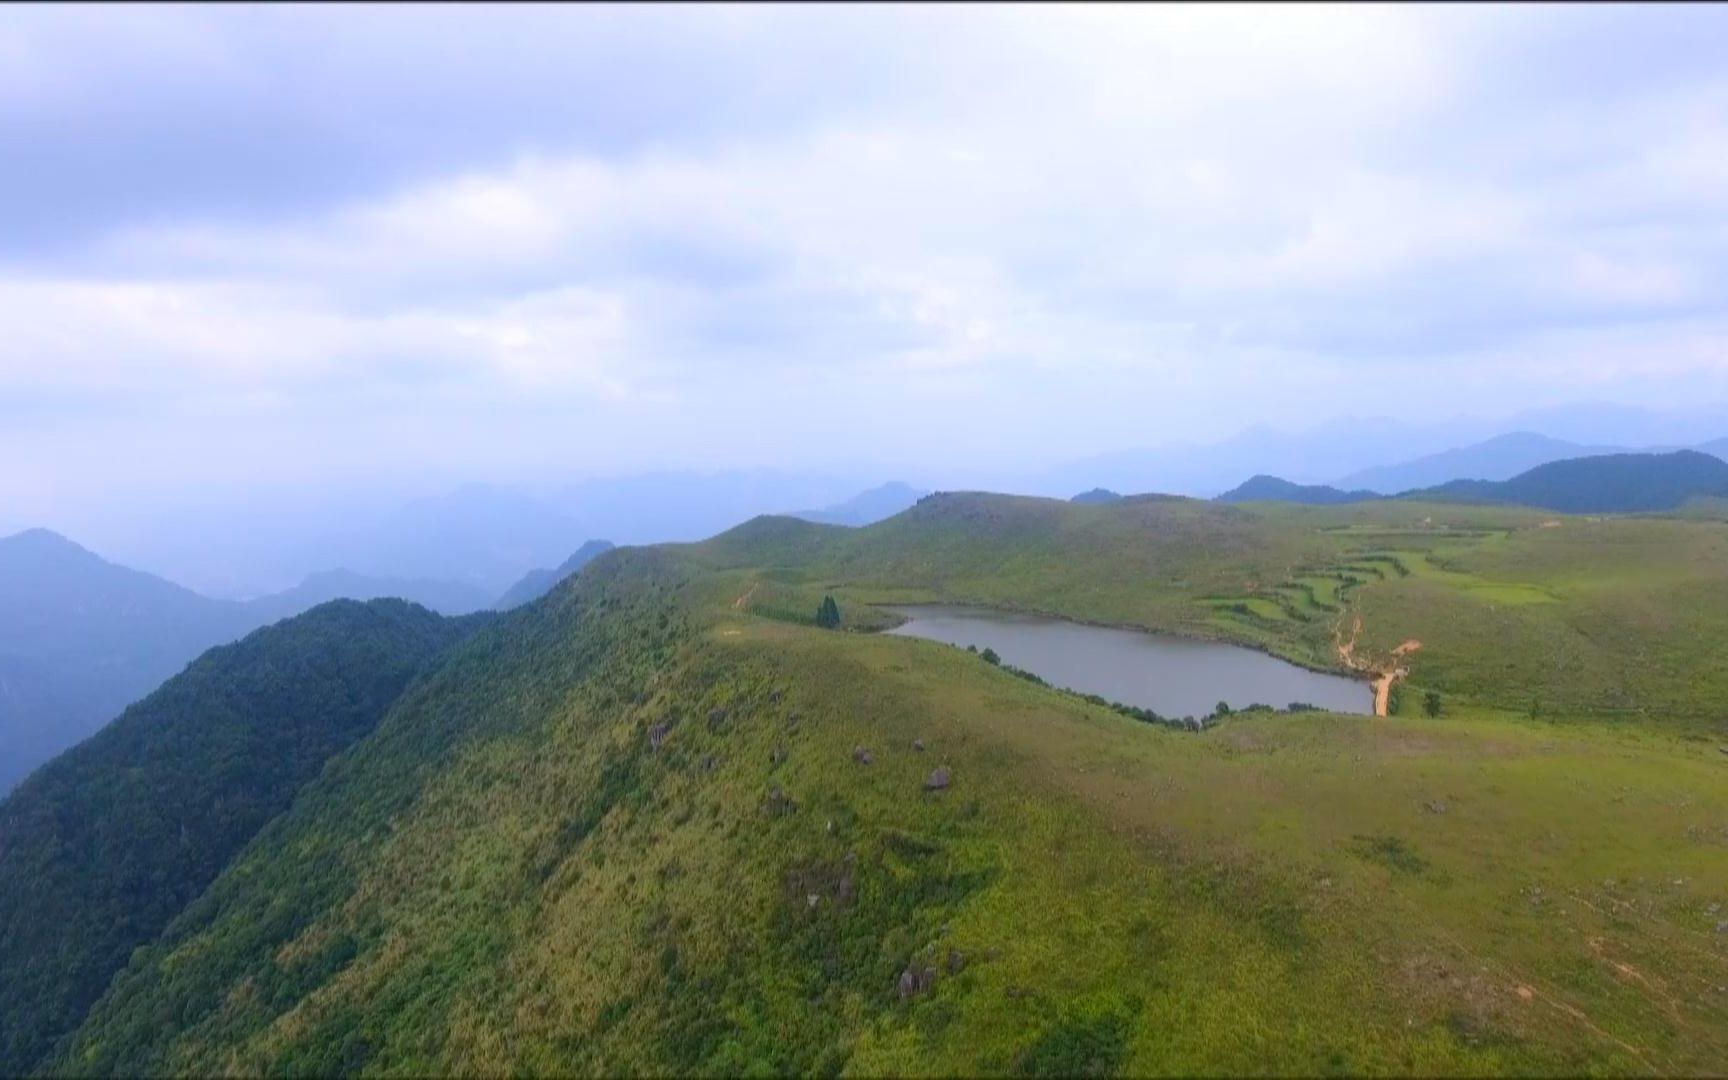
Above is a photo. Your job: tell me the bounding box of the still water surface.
[884,605,1372,718]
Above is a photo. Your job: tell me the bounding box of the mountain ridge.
[0,598,483,1073]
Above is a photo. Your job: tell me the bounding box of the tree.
[815,595,840,629]
[980,647,1000,665]
[1213,701,1232,718]
[1422,690,1442,718]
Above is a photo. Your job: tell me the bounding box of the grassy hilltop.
[30,494,1728,1075]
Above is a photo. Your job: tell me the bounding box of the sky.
[6,3,1728,530]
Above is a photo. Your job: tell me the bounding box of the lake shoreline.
[876,601,1375,718]
[867,598,1373,688]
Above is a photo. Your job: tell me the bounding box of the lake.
[883,605,1372,718]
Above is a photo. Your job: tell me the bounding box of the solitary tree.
[1422,690,1442,718]
[815,595,841,629]
[980,647,1001,666]
[1214,700,1232,718]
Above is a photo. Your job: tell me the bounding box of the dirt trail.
[732,581,759,611]
[1336,616,1421,717]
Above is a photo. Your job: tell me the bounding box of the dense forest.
[0,599,484,1073]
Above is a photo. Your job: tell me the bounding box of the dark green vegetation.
[0,600,482,1074]
[14,492,1728,1075]
[1409,450,1728,512]
[494,539,617,610]
[816,594,842,629]
[1216,475,1378,505]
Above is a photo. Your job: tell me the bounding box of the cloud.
[4,4,1728,512]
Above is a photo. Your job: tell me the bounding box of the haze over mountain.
[327,484,588,597]
[1215,476,1379,506]
[790,482,929,527]
[1070,488,1123,504]
[494,540,618,610]
[247,569,493,622]
[0,530,257,793]
[1038,404,1728,500]
[1335,433,1628,494]
[1408,450,1728,513]
[2,529,494,792]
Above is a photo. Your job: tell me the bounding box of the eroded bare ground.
[1336,615,1422,717]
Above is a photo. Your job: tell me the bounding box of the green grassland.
[692,494,1728,731]
[44,494,1728,1075]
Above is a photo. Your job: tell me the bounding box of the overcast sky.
[6,3,1728,523]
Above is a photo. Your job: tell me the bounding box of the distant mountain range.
[1334,432,1631,494]
[789,482,928,527]
[1043,402,1728,499]
[335,483,590,596]
[1215,476,1378,505]
[1216,450,1728,515]
[494,540,617,610]
[1407,450,1728,513]
[0,529,494,793]
[246,568,493,622]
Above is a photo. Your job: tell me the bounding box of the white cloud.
[7,4,1728,506]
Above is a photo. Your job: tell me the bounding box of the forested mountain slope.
[0,600,482,1073]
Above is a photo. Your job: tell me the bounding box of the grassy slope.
[700,494,1728,731]
[57,536,1728,1075]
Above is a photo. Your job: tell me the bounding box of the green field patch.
[1458,582,1558,606]
[1199,596,1290,622]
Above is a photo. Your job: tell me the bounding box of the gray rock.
[897,964,937,1000]
[912,739,927,752]
[924,766,951,791]
[853,746,875,766]
[648,721,673,750]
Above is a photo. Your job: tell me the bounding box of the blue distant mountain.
[1215,476,1378,505]
[1406,450,1728,513]
[1069,488,1124,504]
[790,482,928,526]
[494,540,617,610]
[1337,432,1627,494]
[0,528,490,793]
